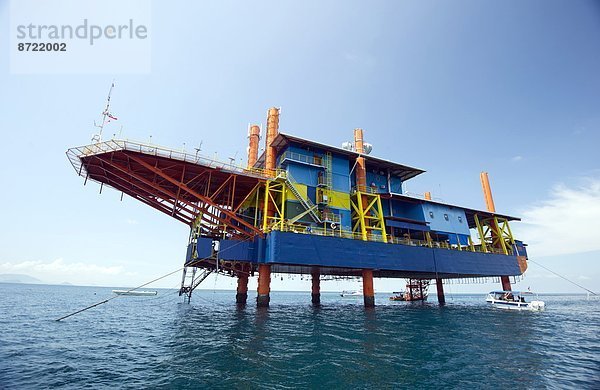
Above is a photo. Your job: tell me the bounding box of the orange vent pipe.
[480,172,496,212]
[354,128,367,190]
[247,125,260,168]
[265,107,280,172]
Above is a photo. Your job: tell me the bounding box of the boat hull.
[486,298,545,311]
[112,290,157,296]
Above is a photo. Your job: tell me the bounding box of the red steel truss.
[67,140,266,239]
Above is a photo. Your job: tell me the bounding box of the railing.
[352,185,378,194]
[279,151,325,167]
[267,223,512,256]
[321,211,341,223]
[66,138,274,180]
[271,224,387,242]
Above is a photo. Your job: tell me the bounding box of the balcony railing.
[279,151,325,167]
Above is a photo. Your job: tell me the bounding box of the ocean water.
[0,284,598,389]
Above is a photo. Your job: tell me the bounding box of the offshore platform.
[67,107,528,307]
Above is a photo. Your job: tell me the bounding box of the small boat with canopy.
[486,290,545,310]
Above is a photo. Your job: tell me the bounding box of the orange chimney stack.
[354,128,367,191]
[265,107,280,172]
[480,172,496,212]
[247,125,260,168]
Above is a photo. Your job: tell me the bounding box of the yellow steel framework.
[350,190,388,242]
[262,179,287,232]
[473,213,515,255]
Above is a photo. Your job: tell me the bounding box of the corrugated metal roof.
[269,132,426,182]
[386,193,521,228]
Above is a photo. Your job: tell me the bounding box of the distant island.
[0,273,44,284]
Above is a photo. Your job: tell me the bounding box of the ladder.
[325,152,333,191]
[179,267,213,302]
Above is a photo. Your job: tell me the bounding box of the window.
[458,216,463,223]
[444,214,449,221]
[429,211,434,218]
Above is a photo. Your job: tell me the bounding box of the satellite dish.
[363,143,373,155]
[341,141,354,151]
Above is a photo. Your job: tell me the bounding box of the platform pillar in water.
[501,276,512,291]
[436,278,446,305]
[311,269,320,306]
[257,264,271,307]
[362,269,375,307]
[236,273,249,305]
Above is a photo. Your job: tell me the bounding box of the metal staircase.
[275,170,321,223]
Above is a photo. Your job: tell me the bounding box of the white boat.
[486,291,545,310]
[112,289,157,296]
[340,288,363,297]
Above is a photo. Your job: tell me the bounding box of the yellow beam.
[262,181,270,232]
[492,217,508,255]
[280,183,286,231]
[474,214,488,253]
[354,194,368,241]
[376,194,388,243]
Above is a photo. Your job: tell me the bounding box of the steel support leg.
[362,269,375,307]
[436,278,446,305]
[236,273,249,305]
[257,264,271,307]
[311,269,320,306]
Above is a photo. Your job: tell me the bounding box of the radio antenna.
[92,80,118,143]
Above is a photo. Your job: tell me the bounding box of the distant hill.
[0,274,43,284]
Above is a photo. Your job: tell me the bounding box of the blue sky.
[0,0,599,293]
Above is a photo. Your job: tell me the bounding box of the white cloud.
[0,258,123,285]
[511,155,523,162]
[515,178,600,257]
[126,219,139,225]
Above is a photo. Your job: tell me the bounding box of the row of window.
[428,211,463,223]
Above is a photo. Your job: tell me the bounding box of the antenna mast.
[92,81,117,143]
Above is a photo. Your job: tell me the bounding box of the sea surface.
[0,283,598,389]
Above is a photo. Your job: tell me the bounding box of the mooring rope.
[55,234,256,321]
[528,258,597,296]
[55,267,184,321]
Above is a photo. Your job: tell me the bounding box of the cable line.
[528,258,597,296]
